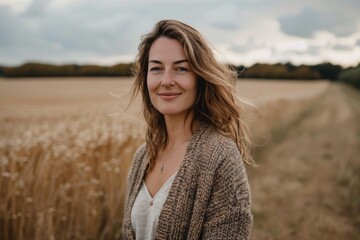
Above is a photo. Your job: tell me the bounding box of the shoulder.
[203,129,251,203]
[197,127,251,206]
[128,143,147,179]
[201,127,241,163]
[132,143,146,166]
[130,142,147,170]
[207,129,239,153]
[133,142,147,161]
[193,126,244,174]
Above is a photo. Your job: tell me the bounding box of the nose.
[161,70,175,87]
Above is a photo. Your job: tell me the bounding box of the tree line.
[0,63,133,78]
[0,62,358,88]
[235,62,343,80]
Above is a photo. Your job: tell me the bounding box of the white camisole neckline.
[131,172,177,239]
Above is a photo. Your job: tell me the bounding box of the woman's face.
[147,37,197,119]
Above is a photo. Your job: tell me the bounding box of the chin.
[156,107,182,115]
[159,109,181,116]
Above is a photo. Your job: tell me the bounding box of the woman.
[123,19,253,239]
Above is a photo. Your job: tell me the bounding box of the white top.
[131,173,177,240]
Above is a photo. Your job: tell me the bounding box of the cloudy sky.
[1,0,359,67]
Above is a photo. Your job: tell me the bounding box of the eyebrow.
[149,59,189,64]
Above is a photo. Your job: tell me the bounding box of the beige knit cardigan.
[122,125,253,239]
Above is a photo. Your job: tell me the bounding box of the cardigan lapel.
[126,125,212,239]
[154,125,210,239]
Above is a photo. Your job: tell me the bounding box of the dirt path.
[248,84,360,239]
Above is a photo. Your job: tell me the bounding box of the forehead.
[148,37,187,62]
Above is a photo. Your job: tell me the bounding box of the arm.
[201,144,253,239]
[124,143,146,198]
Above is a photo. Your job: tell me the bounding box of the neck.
[164,112,194,148]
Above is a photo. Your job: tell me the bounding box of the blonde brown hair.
[131,19,254,168]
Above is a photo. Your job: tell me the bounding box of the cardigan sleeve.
[126,143,146,193]
[201,142,253,239]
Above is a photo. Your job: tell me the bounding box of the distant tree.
[241,63,320,80]
[2,62,134,78]
[4,63,47,77]
[60,65,79,76]
[1,61,349,80]
[243,63,275,79]
[109,63,133,76]
[77,65,108,76]
[0,66,4,76]
[310,62,343,80]
[289,65,321,79]
[284,62,296,71]
[269,64,288,79]
[338,65,360,89]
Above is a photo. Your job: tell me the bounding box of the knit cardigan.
[122,125,253,239]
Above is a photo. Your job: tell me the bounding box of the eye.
[177,67,188,72]
[149,66,161,73]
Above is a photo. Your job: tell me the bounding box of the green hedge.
[2,63,133,78]
[339,66,360,89]
[1,62,358,81]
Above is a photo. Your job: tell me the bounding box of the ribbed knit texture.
[122,125,253,239]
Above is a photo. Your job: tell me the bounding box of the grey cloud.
[230,45,249,53]
[22,0,52,17]
[316,0,360,9]
[230,38,265,53]
[279,6,357,38]
[0,5,40,46]
[0,0,217,65]
[0,6,17,45]
[0,1,143,64]
[210,22,239,31]
[333,44,354,51]
[199,3,249,30]
[307,46,321,55]
[1,0,360,66]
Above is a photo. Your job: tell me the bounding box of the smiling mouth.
[157,92,181,96]
[157,92,181,99]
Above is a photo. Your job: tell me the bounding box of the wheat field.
[0,77,359,239]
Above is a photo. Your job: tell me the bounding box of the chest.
[144,144,187,198]
[131,174,176,239]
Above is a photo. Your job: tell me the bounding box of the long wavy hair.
[130,19,254,169]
